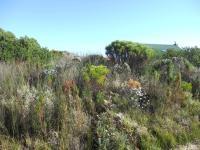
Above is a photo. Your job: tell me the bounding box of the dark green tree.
[0,28,52,63]
[0,28,16,61]
[105,40,154,73]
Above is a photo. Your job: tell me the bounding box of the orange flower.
[128,79,141,89]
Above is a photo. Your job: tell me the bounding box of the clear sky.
[1,0,200,55]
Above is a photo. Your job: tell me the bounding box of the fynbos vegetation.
[0,28,200,149]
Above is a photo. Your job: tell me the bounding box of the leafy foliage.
[161,47,200,68]
[0,28,53,63]
[182,47,200,67]
[162,48,182,58]
[82,65,110,86]
[181,81,192,92]
[106,40,155,73]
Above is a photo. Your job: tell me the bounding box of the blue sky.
[1,0,200,55]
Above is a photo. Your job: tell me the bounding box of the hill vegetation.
[0,28,199,149]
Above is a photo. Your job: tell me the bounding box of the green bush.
[189,121,200,141]
[176,130,189,144]
[162,48,182,59]
[154,128,177,149]
[82,65,110,86]
[181,81,192,92]
[106,40,155,74]
[182,47,200,67]
[151,59,176,83]
[96,91,105,105]
[140,134,161,150]
[0,28,53,64]
[96,112,134,150]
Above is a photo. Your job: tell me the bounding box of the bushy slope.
[0,29,199,149]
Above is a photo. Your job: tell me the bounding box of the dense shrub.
[0,28,53,64]
[161,47,200,68]
[181,81,192,92]
[192,77,200,99]
[151,59,176,83]
[162,48,182,59]
[182,47,200,67]
[106,40,155,74]
[0,29,200,149]
[82,65,110,87]
[151,57,196,84]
